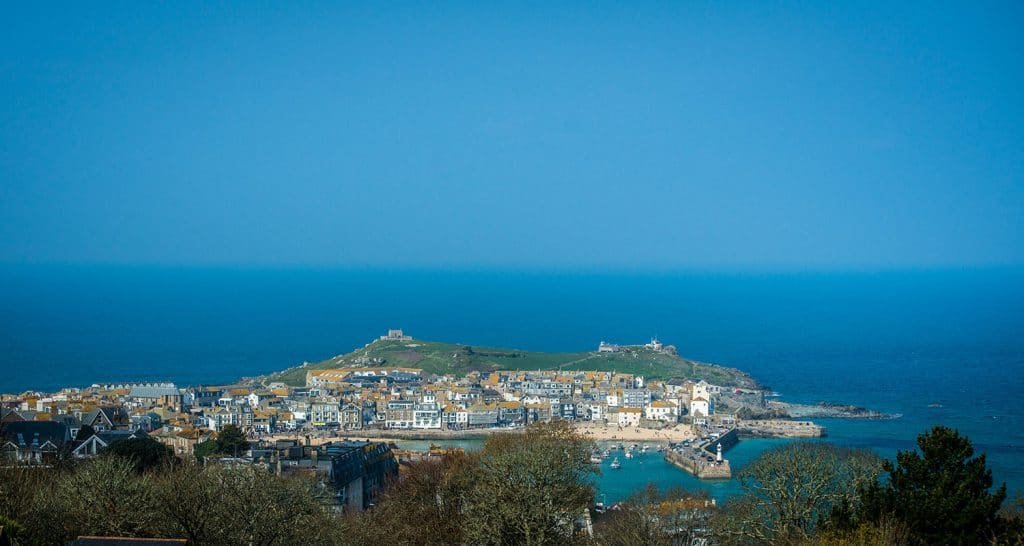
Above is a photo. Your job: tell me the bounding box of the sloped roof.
[129,385,181,398]
[2,420,70,446]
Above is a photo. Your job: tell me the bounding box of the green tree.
[460,421,596,546]
[713,442,883,544]
[0,515,24,546]
[193,438,218,459]
[858,425,1007,545]
[216,424,250,457]
[74,424,96,441]
[594,485,714,546]
[102,436,175,473]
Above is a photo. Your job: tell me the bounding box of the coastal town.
[2,330,836,505]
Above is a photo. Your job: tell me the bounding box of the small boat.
[590,454,602,464]
[610,457,621,469]
[641,444,650,452]
[624,450,633,459]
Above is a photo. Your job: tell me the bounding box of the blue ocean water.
[2,265,1022,500]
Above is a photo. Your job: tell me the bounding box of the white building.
[413,402,442,429]
[617,407,642,428]
[644,400,678,422]
[310,400,341,427]
[690,397,712,420]
[380,329,413,341]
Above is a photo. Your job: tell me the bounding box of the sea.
[2,265,1022,503]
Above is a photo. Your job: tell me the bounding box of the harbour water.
[2,265,1022,501]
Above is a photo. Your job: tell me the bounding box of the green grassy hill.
[263,338,760,388]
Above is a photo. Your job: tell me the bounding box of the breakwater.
[702,428,739,455]
[665,448,731,479]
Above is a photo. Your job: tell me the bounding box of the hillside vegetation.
[264,339,759,388]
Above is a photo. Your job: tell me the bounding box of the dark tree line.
[1,423,1020,545]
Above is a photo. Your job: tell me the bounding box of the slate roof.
[129,385,182,398]
[2,420,70,446]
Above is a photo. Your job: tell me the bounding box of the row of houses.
[302,367,721,431]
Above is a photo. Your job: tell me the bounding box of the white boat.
[610,457,621,469]
[590,455,602,464]
[624,450,633,459]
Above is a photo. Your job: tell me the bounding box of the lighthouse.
[716,443,723,463]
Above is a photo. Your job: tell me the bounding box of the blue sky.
[1,2,1022,270]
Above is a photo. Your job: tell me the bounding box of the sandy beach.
[572,422,699,444]
[264,422,699,447]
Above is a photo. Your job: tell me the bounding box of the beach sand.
[266,422,699,446]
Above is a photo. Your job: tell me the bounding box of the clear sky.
[2,3,1022,270]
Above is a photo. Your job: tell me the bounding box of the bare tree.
[712,442,882,544]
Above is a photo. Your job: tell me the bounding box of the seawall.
[664,448,731,479]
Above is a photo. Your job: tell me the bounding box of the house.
[412,402,441,429]
[644,400,678,422]
[385,400,415,429]
[340,404,363,430]
[72,430,150,458]
[81,406,131,431]
[251,411,276,434]
[467,405,498,428]
[497,401,526,426]
[621,389,652,409]
[690,397,713,420]
[151,426,207,458]
[328,441,399,512]
[442,404,468,429]
[617,407,642,428]
[310,400,341,427]
[1,421,70,464]
[128,383,184,411]
[583,402,605,421]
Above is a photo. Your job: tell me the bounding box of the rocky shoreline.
[771,400,898,420]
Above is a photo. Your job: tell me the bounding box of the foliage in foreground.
[856,425,1010,545]
[1,423,1021,545]
[348,420,597,546]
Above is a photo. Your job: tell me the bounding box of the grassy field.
[263,339,760,388]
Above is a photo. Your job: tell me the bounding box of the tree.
[193,438,218,459]
[75,424,96,441]
[57,457,160,540]
[594,485,714,546]
[216,424,250,457]
[0,515,24,546]
[345,454,473,545]
[713,442,882,544]
[460,421,596,546]
[858,425,1007,545]
[151,461,342,545]
[102,436,175,473]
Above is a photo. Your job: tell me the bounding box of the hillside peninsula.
[259,333,890,423]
